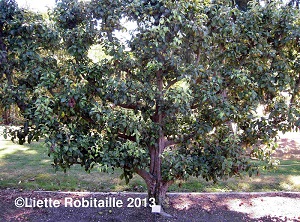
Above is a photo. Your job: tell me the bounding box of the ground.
[1,132,300,222]
[1,190,300,221]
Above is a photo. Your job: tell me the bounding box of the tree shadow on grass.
[0,138,145,192]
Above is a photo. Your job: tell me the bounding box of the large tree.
[1,0,300,210]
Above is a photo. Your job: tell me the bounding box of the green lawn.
[1,138,300,193]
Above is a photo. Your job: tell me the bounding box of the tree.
[0,0,60,129]
[1,0,300,210]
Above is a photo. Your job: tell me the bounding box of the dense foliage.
[1,0,299,205]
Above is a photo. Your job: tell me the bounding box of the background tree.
[1,0,300,210]
[0,0,60,131]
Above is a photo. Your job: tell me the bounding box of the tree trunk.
[135,70,174,207]
[147,143,170,205]
[136,166,173,205]
[153,69,165,205]
[148,180,174,206]
[2,106,11,125]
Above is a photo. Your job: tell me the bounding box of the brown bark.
[117,133,136,142]
[136,168,173,206]
[155,70,164,204]
[135,168,155,197]
[149,146,155,175]
[136,69,176,207]
[137,69,174,206]
[2,107,11,125]
[155,180,174,205]
[289,72,300,112]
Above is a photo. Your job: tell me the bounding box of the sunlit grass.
[1,138,300,193]
[0,140,34,157]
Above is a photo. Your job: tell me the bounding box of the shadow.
[1,191,300,222]
[165,193,300,222]
[1,132,300,221]
[0,138,146,193]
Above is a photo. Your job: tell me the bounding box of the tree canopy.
[1,0,300,207]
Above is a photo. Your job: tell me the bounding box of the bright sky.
[16,0,291,12]
[15,0,136,51]
[16,0,55,12]
[15,0,137,33]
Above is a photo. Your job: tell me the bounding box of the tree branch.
[196,48,201,65]
[105,96,140,110]
[191,103,199,110]
[117,133,136,142]
[80,114,96,125]
[164,138,177,148]
[117,102,140,110]
[135,168,155,191]
[135,168,155,181]
[163,78,178,93]
[163,133,196,150]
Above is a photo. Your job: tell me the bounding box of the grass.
[1,138,300,193]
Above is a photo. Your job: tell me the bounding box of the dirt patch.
[1,190,300,222]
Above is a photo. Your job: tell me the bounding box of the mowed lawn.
[1,134,300,193]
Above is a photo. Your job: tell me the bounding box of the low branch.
[164,133,196,150]
[135,168,155,181]
[80,114,96,125]
[162,180,174,189]
[291,73,300,105]
[15,99,27,112]
[116,102,140,110]
[181,133,196,143]
[135,168,155,191]
[105,95,141,111]
[164,139,177,148]
[191,103,199,110]
[163,79,178,93]
[117,133,136,142]
[196,48,201,65]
